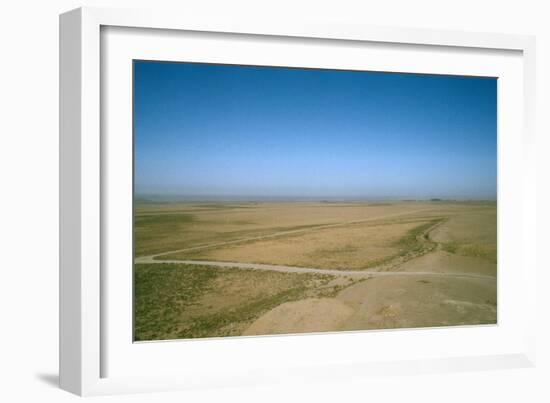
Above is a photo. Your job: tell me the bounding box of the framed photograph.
[60,7,537,396]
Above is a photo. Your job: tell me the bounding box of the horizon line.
[134,194,497,202]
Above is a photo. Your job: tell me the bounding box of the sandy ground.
[338,272,495,330]
[135,201,497,337]
[243,266,496,336]
[238,205,497,335]
[243,298,355,335]
[397,250,496,277]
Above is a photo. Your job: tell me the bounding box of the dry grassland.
[134,201,497,340]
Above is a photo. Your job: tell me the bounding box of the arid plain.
[133,201,497,341]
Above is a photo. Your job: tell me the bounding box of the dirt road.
[135,257,494,281]
[135,208,495,282]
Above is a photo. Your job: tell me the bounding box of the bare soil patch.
[243,298,354,336]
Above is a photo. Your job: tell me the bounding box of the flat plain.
[134,200,497,341]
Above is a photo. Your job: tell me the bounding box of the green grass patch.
[442,241,496,263]
[442,241,459,254]
[134,264,361,341]
[361,218,444,269]
[176,287,308,339]
[134,213,196,256]
[134,263,217,341]
[395,219,442,252]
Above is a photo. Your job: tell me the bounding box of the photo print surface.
[133,60,497,341]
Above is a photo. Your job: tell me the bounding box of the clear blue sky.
[134,61,496,200]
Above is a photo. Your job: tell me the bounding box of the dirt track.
[135,210,495,281]
[135,257,495,281]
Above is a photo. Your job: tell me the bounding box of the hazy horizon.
[134,61,497,200]
[134,193,497,203]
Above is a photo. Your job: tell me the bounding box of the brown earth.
[134,201,497,340]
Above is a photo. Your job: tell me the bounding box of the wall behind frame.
[0,1,548,402]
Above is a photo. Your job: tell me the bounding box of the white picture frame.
[59,6,537,396]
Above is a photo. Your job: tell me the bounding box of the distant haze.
[134,61,497,201]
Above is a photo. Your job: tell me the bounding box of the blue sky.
[134,61,497,200]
